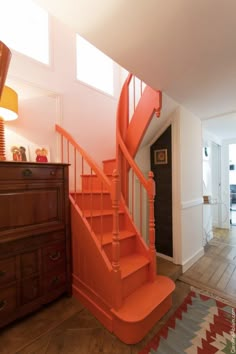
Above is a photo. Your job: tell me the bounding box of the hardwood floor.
[1,227,235,353]
[0,281,190,354]
[180,226,236,306]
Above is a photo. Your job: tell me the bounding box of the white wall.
[229,144,236,184]
[179,106,204,271]
[5,15,122,164]
[221,138,236,228]
[201,130,222,241]
[135,102,204,270]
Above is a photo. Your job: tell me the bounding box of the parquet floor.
[0,281,190,354]
[179,226,236,305]
[1,227,235,353]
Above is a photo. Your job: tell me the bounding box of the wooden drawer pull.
[0,300,6,311]
[50,170,55,176]
[22,169,32,177]
[0,270,6,277]
[49,251,61,261]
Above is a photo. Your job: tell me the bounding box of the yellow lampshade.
[0,86,18,121]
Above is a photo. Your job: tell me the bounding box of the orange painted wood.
[71,200,113,302]
[148,171,156,280]
[125,86,162,158]
[102,158,116,175]
[55,124,111,193]
[111,169,122,309]
[112,275,175,344]
[72,274,113,331]
[55,75,175,344]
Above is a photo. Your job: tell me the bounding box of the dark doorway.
[150,125,173,257]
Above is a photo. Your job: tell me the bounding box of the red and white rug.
[139,290,235,353]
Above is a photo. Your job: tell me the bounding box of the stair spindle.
[148,171,156,281]
[111,169,122,309]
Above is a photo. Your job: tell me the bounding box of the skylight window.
[0,0,49,65]
[76,34,114,96]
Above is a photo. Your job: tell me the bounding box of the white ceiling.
[35,0,236,140]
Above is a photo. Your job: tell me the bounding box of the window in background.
[76,34,114,95]
[0,0,49,65]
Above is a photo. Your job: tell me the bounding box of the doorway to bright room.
[229,144,236,226]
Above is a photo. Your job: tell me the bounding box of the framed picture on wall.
[154,148,168,165]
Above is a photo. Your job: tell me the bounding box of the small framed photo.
[29,145,50,163]
[10,145,29,162]
[154,149,168,165]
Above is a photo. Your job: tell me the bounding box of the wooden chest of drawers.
[0,161,71,328]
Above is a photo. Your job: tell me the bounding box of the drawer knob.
[0,270,6,277]
[49,251,61,261]
[0,300,6,311]
[22,169,32,177]
[50,170,55,176]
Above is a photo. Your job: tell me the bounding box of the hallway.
[179,226,236,305]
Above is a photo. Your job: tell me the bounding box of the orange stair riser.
[81,175,112,191]
[122,265,149,298]
[112,294,172,344]
[75,193,112,210]
[86,213,125,234]
[102,159,116,175]
[103,236,136,261]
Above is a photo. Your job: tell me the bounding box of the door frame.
[148,108,182,265]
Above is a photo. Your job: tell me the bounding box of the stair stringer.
[70,198,115,331]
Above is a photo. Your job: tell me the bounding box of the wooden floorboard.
[180,226,236,306]
[1,226,236,353]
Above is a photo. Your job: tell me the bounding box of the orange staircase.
[56,74,175,344]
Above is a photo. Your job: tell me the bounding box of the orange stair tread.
[119,253,149,278]
[83,209,124,217]
[71,191,110,195]
[101,230,136,245]
[82,189,110,193]
[70,190,110,195]
[81,173,113,177]
[112,275,175,322]
[102,158,116,163]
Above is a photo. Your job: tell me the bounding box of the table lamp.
[0,41,12,97]
[0,86,18,160]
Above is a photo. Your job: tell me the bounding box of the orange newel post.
[148,171,156,281]
[111,169,122,309]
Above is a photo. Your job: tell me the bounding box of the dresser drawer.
[0,258,16,286]
[20,250,39,278]
[0,286,17,319]
[44,272,66,292]
[43,241,65,272]
[0,165,63,181]
[21,277,40,305]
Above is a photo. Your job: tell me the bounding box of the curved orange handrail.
[117,128,149,191]
[55,124,111,193]
[116,74,150,195]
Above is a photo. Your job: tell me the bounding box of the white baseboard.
[156,252,173,262]
[182,247,204,273]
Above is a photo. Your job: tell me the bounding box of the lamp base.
[0,117,6,160]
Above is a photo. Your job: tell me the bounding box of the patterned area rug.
[139,290,235,354]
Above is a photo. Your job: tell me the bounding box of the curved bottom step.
[111,275,175,344]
